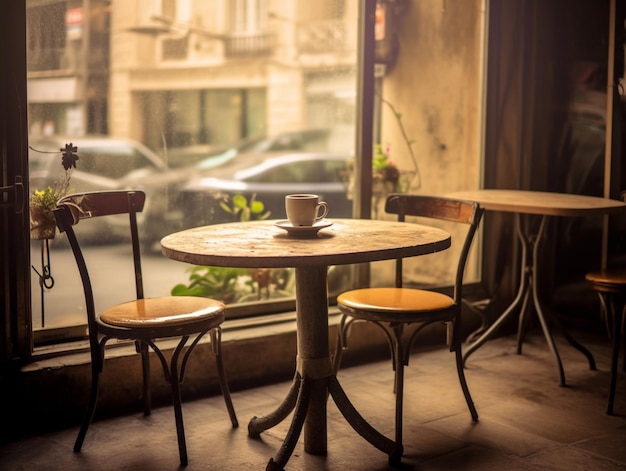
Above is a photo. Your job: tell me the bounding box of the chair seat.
[338,287,455,322]
[586,270,626,288]
[99,296,225,329]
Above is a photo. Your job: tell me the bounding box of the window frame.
[1,0,33,363]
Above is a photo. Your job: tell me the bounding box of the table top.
[161,218,451,269]
[447,189,626,217]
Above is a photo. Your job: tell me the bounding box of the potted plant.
[29,143,79,239]
[372,143,401,196]
[172,193,296,302]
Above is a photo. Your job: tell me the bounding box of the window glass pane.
[27,0,486,345]
[27,0,359,339]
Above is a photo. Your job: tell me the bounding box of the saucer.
[274,219,333,237]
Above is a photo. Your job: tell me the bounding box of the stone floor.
[1,330,624,470]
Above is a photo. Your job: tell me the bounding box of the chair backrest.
[54,190,147,342]
[385,194,484,302]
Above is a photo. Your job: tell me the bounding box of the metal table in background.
[448,189,626,386]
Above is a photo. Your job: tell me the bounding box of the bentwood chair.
[54,190,238,466]
[585,269,626,415]
[333,194,483,449]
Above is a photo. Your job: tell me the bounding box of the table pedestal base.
[248,371,402,470]
[248,266,402,470]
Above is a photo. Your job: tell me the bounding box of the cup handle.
[315,201,329,220]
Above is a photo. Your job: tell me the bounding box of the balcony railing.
[28,46,108,72]
[162,35,189,61]
[223,32,274,58]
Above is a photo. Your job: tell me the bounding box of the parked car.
[165,127,355,170]
[28,136,190,244]
[179,152,353,228]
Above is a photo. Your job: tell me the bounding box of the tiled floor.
[1,330,624,470]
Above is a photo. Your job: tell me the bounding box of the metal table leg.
[464,214,596,386]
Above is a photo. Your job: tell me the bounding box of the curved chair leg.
[332,315,349,374]
[391,325,405,447]
[606,294,624,415]
[74,363,101,452]
[210,329,239,428]
[138,341,151,416]
[170,337,191,466]
[455,346,479,422]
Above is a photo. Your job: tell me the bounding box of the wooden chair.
[333,194,483,449]
[54,190,238,466]
[585,269,626,415]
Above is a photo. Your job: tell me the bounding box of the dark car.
[179,152,353,227]
[165,127,355,169]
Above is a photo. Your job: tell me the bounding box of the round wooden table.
[161,218,451,470]
[448,190,626,386]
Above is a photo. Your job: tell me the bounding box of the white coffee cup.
[285,194,329,226]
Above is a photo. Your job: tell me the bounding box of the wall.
[371,0,486,289]
[381,0,485,195]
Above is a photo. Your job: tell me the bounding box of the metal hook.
[31,239,54,327]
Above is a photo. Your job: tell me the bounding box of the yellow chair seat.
[586,269,626,287]
[338,287,454,314]
[99,296,225,328]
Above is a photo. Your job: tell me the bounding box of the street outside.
[30,241,191,330]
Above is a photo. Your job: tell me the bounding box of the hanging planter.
[372,161,400,197]
[29,143,79,240]
[30,205,57,240]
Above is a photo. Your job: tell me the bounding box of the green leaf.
[219,201,233,214]
[232,194,248,209]
[250,200,265,214]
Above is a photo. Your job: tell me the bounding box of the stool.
[585,269,626,415]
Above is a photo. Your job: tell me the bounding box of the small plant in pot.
[29,143,79,239]
[372,143,401,194]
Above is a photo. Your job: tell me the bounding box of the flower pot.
[30,205,57,240]
[373,172,399,198]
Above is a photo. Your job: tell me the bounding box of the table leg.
[528,216,596,383]
[294,265,330,456]
[249,265,400,470]
[248,372,300,437]
[464,214,595,386]
[528,216,566,385]
[328,374,403,464]
[463,214,530,364]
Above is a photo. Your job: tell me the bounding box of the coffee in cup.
[285,194,329,226]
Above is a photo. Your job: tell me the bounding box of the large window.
[27,0,362,341]
[2,0,488,358]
